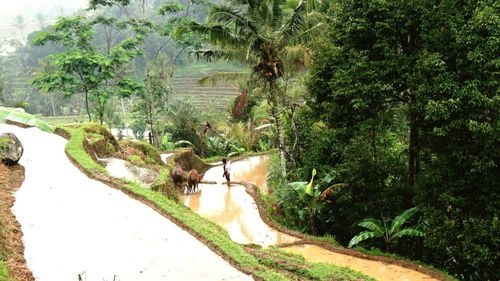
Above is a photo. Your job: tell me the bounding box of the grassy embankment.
[62,125,374,281]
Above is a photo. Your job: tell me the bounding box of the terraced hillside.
[171,63,246,109]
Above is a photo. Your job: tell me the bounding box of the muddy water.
[231,156,269,194]
[160,153,173,164]
[184,155,438,281]
[181,156,297,246]
[101,157,158,186]
[284,244,438,281]
[0,124,252,281]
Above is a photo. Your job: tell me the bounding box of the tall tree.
[89,0,202,147]
[12,14,27,39]
[306,0,499,278]
[34,13,47,30]
[186,0,322,176]
[32,16,143,125]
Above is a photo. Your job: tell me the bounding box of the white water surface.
[0,124,252,281]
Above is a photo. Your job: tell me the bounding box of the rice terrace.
[0,0,498,281]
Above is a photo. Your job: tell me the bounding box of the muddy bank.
[1,124,252,281]
[0,163,34,281]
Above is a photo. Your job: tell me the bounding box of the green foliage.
[165,98,203,154]
[63,127,108,174]
[132,54,171,148]
[0,260,10,281]
[32,16,144,125]
[128,154,143,165]
[185,0,324,174]
[348,208,424,251]
[160,133,176,150]
[299,0,499,278]
[0,107,55,132]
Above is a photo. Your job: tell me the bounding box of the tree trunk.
[408,103,420,188]
[50,92,56,116]
[84,90,91,122]
[269,79,286,177]
[288,105,299,170]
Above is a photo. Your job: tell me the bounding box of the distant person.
[222,158,231,186]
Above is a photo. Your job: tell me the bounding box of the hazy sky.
[0,0,88,25]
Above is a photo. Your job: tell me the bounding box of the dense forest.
[0,0,498,280]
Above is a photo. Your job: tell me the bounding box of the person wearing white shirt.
[222,158,231,186]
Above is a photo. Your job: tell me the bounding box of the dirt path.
[0,163,34,281]
[182,156,443,281]
[0,123,252,281]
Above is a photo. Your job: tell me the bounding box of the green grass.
[152,168,170,187]
[128,154,143,165]
[62,127,107,174]
[39,116,88,126]
[0,107,55,133]
[0,261,10,281]
[62,124,375,281]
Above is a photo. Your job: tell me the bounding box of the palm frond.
[393,228,424,239]
[389,207,419,235]
[175,140,193,147]
[208,4,260,39]
[279,0,308,42]
[319,183,350,201]
[348,230,382,248]
[187,21,247,48]
[198,72,250,87]
[190,48,246,63]
[232,88,248,118]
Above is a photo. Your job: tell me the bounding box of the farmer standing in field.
[222,158,231,186]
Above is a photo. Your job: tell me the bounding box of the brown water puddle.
[180,156,296,246]
[231,156,269,194]
[183,155,437,281]
[284,244,438,281]
[181,183,296,246]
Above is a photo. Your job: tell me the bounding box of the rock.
[0,133,23,165]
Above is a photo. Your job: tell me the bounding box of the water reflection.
[181,156,297,246]
[100,158,157,187]
[231,156,269,194]
[284,244,438,281]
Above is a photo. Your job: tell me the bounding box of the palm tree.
[12,14,27,39]
[348,207,424,252]
[35,13,47,30]
[187,0,324,176]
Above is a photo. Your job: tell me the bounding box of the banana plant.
[289,169,324,234]
[348,207,424,252]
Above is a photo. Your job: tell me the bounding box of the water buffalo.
[171,166,184,188]
[187,169,201,193]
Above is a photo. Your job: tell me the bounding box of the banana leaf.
[305,168,317,196]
